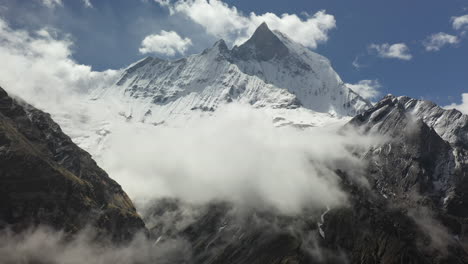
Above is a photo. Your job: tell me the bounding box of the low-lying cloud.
[97,104,381,214]
[0,227,192,264]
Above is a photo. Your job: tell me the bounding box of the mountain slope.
[0,87,145,240]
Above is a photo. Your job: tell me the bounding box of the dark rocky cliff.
[0,87,145,241]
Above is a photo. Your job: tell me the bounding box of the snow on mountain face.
[349,94,468,153]
[347,95,468,216]
[395,96,468,148]
[91,23,371,126]
[348,96,457,197]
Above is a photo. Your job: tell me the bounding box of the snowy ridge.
[395,96,468,148]
[348,94,468,209]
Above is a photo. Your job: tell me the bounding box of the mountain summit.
[233,22,289,61]
[92,23,371,126]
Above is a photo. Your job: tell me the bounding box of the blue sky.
[1,0,467,106]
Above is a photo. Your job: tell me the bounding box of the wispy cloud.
[39,0,62,8]
[423,32,459,51]
[39,0,92,8]
[0,227,191,264]
[368,43,412,60]
[352,56,363,69]
[452,14,468,33]
[82,0,93,8]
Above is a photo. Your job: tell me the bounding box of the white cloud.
[0,18,119,115]
[423,32,459,51]
[452,14,468,32]
[156,0,336,49]
[139,30,192,56]
[346,80,381,100]
[368,43,412,60]
[444,93,468,115]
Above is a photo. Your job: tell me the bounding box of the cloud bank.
[96,104,381,214]
[139,30,192,56]
[155,0,336,49]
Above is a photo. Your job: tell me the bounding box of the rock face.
[348,95,468,216]
[0,87,145,240]
[348,95,457,203]
[318,95,468,264]
[143,199,330,264]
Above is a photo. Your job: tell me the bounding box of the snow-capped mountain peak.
[91,22,371,126]
[232,22,290,61]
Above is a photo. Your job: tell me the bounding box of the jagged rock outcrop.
[319,95,468,264]
[0,87,145,240]
[348,95,457,202]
